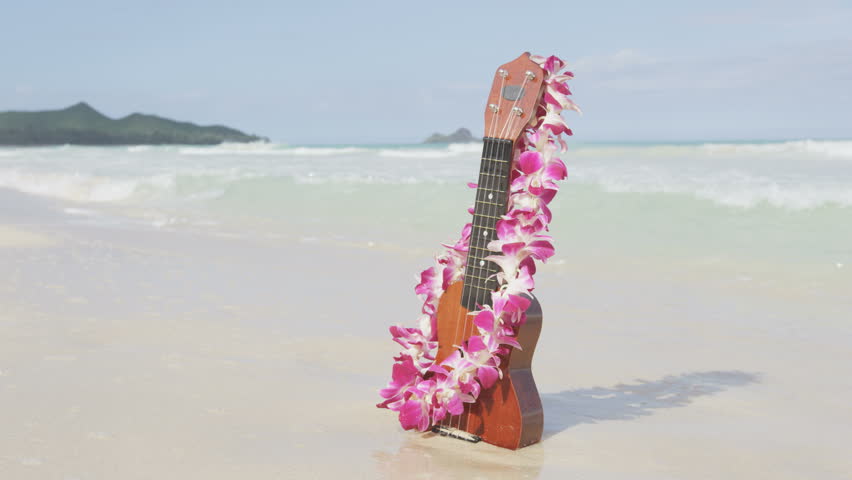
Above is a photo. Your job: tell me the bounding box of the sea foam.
[0,140,850,212]
[700,140,852,158]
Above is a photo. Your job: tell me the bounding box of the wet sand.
[0,188,850,479]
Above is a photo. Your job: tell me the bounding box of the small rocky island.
[0,102,266,146]
[423,127,479,144]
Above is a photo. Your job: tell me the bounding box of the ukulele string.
[444,128,496,429]
[458,71,523,432]
[453,76,507,433]
[465,138,513,432]
[450,123,499,431]
[461,137,507,433]
[450,103,505,434]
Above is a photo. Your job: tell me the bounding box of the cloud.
[572,49,660,74]
[692,3,852,28]
[570,42,852,96]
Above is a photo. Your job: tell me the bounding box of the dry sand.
[0,189,850,479]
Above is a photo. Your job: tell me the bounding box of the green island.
[0,102,266,146]
[423,127,479,144]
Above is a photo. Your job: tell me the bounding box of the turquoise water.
[0,141,850,284]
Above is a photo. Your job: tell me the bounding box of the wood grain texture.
[434,281,543,450]
[483,52,546,141]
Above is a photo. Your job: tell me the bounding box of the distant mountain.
[0,102,266,146]
[423,127,479,144]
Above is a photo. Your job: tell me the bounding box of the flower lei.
[377,55,579,431]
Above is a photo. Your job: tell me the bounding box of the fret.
[478,171,504,178]
[470,212,499,223]
[466,258,497,269]
[465,257,494,267]
[482,157,508,163]
[464,273,494,282]
[469,241,494,253]
[475,202,505,212]
[470,285,494,291]
[470,208,502,218]
[467,256,497,268]
[467,258,499,273]
[466,257,499,267]
[475,199,505,206]
[477,187,505,193]
[472,214,502,222]
[476,199,504,210]
[472,213,502,220]
[466,258,498,268]
[466,269,498,280]
[475,204,505,212]
[473,208,503,216]
[473,202,504,211]
[468,245,498,253]
[478,160,506,173]
[480,168,507,177]
[466,276,497,287]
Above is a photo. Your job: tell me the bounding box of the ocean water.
[1,140,850,289]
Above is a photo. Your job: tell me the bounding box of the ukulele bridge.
[431,425,482,443]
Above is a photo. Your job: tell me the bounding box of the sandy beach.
[5,0,852,476]
[0,186,849,479]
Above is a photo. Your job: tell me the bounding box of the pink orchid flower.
[400,374,475,430]
[417,313,438,343]
[460,335,503,390]
[544,79,581,114]
[511,151,567,197]
[398,382,433,431]
[529,55,565,75]
[491,290,532,328]
[473,292,530,349]
[433,373,473,420]
[485,254,537,298]
[440,250,465,290]
[540,108,573,137]
[440,223,471,289]
[414,264,445,315]
[389,325,437,371]
[435,348,481,397]
[377,354,421,410]
[509,191,554,224]
[490,214,555,263]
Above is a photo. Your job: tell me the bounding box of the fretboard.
[461,137,513,310]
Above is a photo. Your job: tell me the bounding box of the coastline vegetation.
[0,102,265,146]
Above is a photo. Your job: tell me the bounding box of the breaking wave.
[178,142,368,156]
[0,169,175,203]
[0,140,850,211]
[699,140,852,158]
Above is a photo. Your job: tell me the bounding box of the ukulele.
[431,52,546,450]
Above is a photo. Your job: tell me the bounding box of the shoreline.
[0,187,850,478]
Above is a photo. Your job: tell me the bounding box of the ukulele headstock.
[483,52,545,142]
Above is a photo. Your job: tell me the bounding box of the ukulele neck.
[460,136,514,310]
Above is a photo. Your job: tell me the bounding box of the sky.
[2,0,851,144]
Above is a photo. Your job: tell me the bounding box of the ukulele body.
[434,281,544,450]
